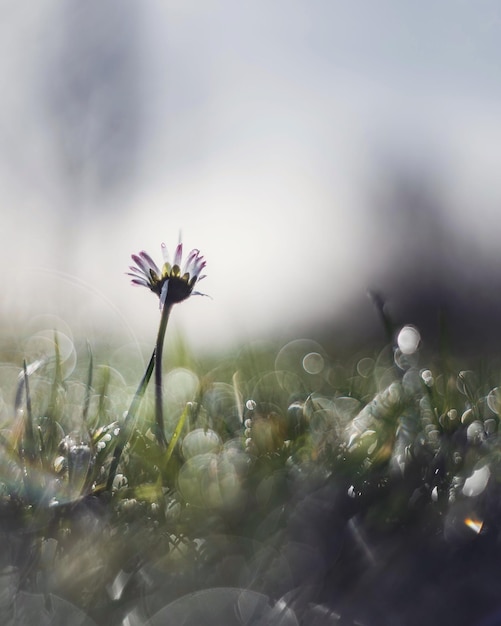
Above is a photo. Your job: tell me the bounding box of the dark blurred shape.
[42,1,143,205]
[379,169,501,357]
[315,163,501,360]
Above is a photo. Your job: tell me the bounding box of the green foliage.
[0,326,500,625]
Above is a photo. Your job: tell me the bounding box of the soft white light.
[462,465,490,498]
[397,325,421,355]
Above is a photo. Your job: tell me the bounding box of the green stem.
[154,301,173,449]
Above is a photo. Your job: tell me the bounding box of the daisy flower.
[128,241,206,308]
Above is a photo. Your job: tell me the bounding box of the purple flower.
[128,241,206,308]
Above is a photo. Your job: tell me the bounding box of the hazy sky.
[2,1,501,353]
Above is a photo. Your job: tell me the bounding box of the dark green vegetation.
[0,326,501,626]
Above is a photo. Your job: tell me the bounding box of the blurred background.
[2,1,501,357]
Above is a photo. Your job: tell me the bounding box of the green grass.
[0,317,500,626]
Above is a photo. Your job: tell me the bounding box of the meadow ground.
[1,313,501,626]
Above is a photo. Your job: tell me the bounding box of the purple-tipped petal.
[131,254,152,276]
[173,243,183,267]
[183,249,199,274]
[127,266,147,277]
[130,278,150,287]
[193,259,207,278]
[139,250,160,275]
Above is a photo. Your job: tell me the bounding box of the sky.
[2,1,501,356]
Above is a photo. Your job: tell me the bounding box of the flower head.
[128,241,206,308]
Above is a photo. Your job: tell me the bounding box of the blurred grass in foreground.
[0,317,500,626]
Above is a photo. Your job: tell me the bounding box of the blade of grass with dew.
[106,349,156,491]
[97,364,111,426]
[47,330,63,419]
[163,402,191,469]
[21,360,35,459]
[20,360,37,501]
[14,358,46,414]
[43,333,70,467]
[82,340,93,424]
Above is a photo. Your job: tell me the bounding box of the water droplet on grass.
[487,387,501,415]
[463,464,490,497]
[397,325,421,355]
[421,369,434,386]
[466,421,485,445]
[485,418,497,435]
[112,474,128,491]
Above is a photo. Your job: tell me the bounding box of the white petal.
[161,242,170,265]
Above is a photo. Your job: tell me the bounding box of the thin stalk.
[106,349,156,491]
[82,341,93,423]
[48,331,62,418]
[154,302,173,449]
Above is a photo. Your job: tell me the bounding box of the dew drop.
[460,408,473,425]
[487,387,501,415]
[421,369,434,386]
[463,465,490,497]
[113,473,128,491]
[485,418,497,435]
[397,325,421,355]
[466,421,485,445]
